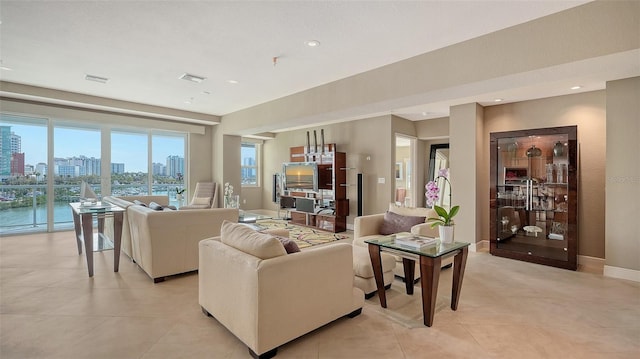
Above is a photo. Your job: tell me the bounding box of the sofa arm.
[353,214,384,242]
[199,241,363,356]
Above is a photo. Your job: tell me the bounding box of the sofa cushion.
[133,200,147,207]
[221,221,287,259]
[191,197,211,206]
[274,236,301,254]
[148,202,164,210]
[379,210,426,235]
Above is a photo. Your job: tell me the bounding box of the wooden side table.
[366,236,469,327]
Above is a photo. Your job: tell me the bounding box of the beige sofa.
[199,221,364,359]
[127,205,238,282]
[353,204,452,283]
[103,195,169,259]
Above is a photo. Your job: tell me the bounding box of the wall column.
[604,77,640,281]
[449,103,484,249]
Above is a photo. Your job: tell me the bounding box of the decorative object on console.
[425,168,460,243]
[223,182,239,209]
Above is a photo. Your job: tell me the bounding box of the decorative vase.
[176,193,183,203]
[225,194,240,209]
[439,225,454,244]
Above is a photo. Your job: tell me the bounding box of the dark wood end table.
[365,235,469,327]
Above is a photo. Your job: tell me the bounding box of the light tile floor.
[1,231,639,359]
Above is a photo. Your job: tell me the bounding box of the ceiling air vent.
[85,74,109,84]
[179,73,206,83]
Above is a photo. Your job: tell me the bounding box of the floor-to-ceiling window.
[53,124,101,230]
[0,110,190,235]
[152,132,186,207]
[0,114,48,234]
[111,130,148,196]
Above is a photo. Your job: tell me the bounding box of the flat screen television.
[283,162,318,192]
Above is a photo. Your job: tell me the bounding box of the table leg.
[419,255,441,327]
[97,213,105,249]
[81,213,94,277]
[113,212,123,272]
[72,210,82,255]
[402,258,415,295]
[367,244,387,308]
[451,246,469,311]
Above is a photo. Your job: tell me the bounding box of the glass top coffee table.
[365,235,470,327]
[238,211,272,223]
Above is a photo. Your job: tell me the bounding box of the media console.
[280,143,348,233]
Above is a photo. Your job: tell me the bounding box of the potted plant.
[176,187,185,203]
[425,168,460,243]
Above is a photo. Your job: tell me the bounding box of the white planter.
[439,225,455,244]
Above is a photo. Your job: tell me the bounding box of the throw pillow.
[148,202,163,211]
[274,236,301,254]
[379,210,426,235]
[191,197,211,206]
[133,200,147,207]
[220,220,287,259]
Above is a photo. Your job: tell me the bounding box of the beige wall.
[605,77,640,272]
[260,115,429,224]
[484,91,607,258]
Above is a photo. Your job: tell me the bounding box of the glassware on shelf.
[501,216,509,232]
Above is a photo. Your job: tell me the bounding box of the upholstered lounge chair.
[199,221,364,359]
[353,204,453,284]
[180,182,219,209]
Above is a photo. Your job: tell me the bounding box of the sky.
[2,120,184,173]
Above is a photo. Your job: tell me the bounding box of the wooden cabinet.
[490,126,578,270]
[281,144,348,232]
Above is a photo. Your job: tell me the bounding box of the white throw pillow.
[191,197,211,205]
[220,221,287,259]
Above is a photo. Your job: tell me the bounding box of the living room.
[1,1,639,358]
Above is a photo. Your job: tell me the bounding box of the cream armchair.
[199,221,364,359]
[353,204,452,282]
[180,182,220,210]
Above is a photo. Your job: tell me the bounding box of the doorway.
[395,134,416,207]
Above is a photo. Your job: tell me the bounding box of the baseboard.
[604,265,640,282]
[577,255,604,274]
[472,240,489,252]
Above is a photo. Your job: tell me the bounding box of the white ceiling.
[0,0,630,131]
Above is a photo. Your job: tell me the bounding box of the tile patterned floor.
[1,231,639,358]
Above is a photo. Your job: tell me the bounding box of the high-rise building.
[10,132,21,153]
[166,155,184,179]
[0,126,11,178]
[10,153,25,176]
[111,163,125,174]
[152,162,165,176]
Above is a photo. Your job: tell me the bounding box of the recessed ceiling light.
[571,85,582,90]
[305,40,320,47]
[201,90,211,95]
[85,74,109,84]
[0,66,12,71]
[179,73,206,83]
[184,97,194,104]
[494,98,503,102]
[227,80,238,84]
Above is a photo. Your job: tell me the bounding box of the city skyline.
[1,122,185,173]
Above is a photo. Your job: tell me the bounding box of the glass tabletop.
[69,202,125,214]
[365,234,469,258]
[238,212,272,223]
